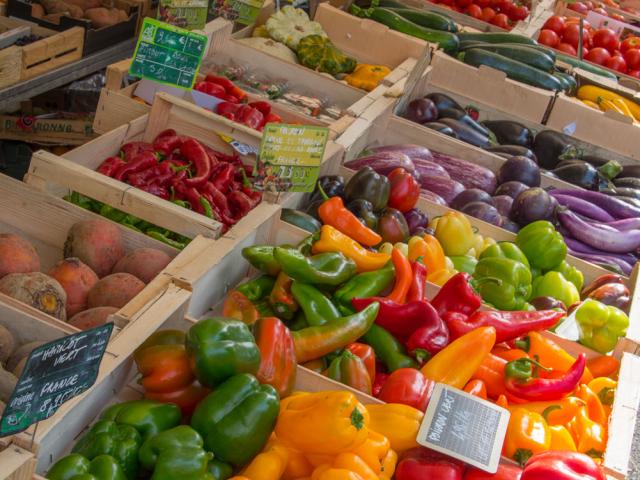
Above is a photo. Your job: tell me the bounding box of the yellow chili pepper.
[333,453,378,480]
[242,442,289,480]
[421,326,496,389]
[276,391,370,455]
[344,64,391,91]
[572,406,607,456]
[577,85,640,121]
[311,466,365,480]
[549,424,577,452]
[313,225,390,272]
[504,408,551,465]
[577,384,607,425]
[582,99,600,109]
[506,397,585,426]
[380,449,398,480]
[434,211,475,256]
[366,403,423,454]
[408,235,446,272]
[351,430,390,475]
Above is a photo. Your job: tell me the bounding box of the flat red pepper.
[521,451,605,480]
[237,105,264,130]
[180,139,211,188]
[212,163,235,193]
[114,151,157,182]
[120,141,155,162]
[431,272,483,317]
[138,183,169,200]
[127,161,172,187]
[248,101,271,118]
[377,368,434,411]
[228,190,255,219]
[97,156,126,177]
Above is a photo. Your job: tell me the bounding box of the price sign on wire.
[129,18,207,90]
[208,0,266,26]
[158,0,209,30]
[417,383,510,473]
[0,323,113,437]
[255,123,329,193]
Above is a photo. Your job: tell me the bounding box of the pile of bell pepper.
[195,74,247,103]
[95,131,262,231]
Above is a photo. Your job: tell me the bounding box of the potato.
[69,306,117,330]
[49,258,99,318]
[42,13,64,23]
[0,233,40,279]
[0,272,67,321]
[87,273,145,309]
[67,4,83,17]
[0,325,15,364]
[32,2,46,17]
[13,357,26,377]
[64,220,125,278]
[7,341,44,373]
[65,0,101,9]
[84,7,122,28]
[0,367,17,403]
[112,248,171,283]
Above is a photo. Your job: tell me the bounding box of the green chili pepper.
[200,197,214,219]
[99,204,128,223]
[242,246,281,276]
[274,247,357,287]
[147,231,187,250]
[236,275,276,302]
[291,281,341,326]
[333,262,395,315]
[362,324,418,372]
[172,199,190,209]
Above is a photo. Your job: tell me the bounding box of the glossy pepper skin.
[318,189,382,246]
[552,261,584,292]
[333,262,394,314]
[435,211,475,256]
[242,246,281,276]
[346,343,376,383]
[72,420,141,480]
[377,368,434,411]
[185,317,261,387]
[431,272,483,316]
[312,225,390,273]
[505,397,586,426]
[520,451,606,480]
[474,257,532,311]
[362,324,418,372]
[100,401,181,443]
[138,426,213,480]
[367,403,423,454]
[581,274,630,312]
[377,208,411,244]
[526,331,593,385]
[388,167,420,213]
[191,374,279,466]
[516,221,567,271]
[254,317,296,398]
[532,272,580,310]
[572,406,607,455]
[344,166,390,211]
[347,199,378,230]
[47,454,127,480]
[464,464,522,479]
[235,275,275,302]
[409,235,446,273]
[269,271,298,320]
[480,242,531,268]
[327,349,372,394]
[291,281,341,326]
[407,261,427,302]
[505,408,551,466]
[292,302,380,363]
[575,299,629,353]
[275,245,357,286]
[396,447,465,480]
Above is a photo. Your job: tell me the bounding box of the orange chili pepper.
[496,394,509,409]
[385,247,412,304]
[408,235,446,272]
[464,379,488,399]
[472,353,507,399]
[527,331,593,384]
[495,349,529,362]
[318,195,381,247]
[577,384,607,425]
[587,355,620,379]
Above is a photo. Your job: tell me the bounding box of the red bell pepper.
[195,81,226,97]
[407,261,428,302]
[377,368,434,411]
[346,343,376,383]
[406,319,450,361]
[445,310,564,344]
[464,464,522,479]
[388,167,420,213]
[114,151,158,181]
[254,317,297,398]
[180,138,211,187]
[237,105,264,130]
[97,156,126,177]
[396,447,465,480]
[372,369,389,397]
[248,100,271,118]
[521,452,605,480]
[431,272,483,316]
[265,112,283,125]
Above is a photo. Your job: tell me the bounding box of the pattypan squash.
[345,64,391,91]
[297,35,357,76]
[266,6,326,51]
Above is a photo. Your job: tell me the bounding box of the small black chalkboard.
[417,383,510,473]
[0,323,113,436]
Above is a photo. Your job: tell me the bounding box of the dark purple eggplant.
[406,98,438,124]
[552,161,603,190]
[345,152,417,178]
[482,120,533,148]
[530,296,567,311]
[510,187,556,226]
[485,145,537,162]
[563,236,638,265]
[551,193,615,222]
[437,108,492,138]
[419,176,465,205]
[436,118,494,149]
[492,195,514,217]
[558,209,640,253]
[404,208,429,235]
[495,181,529,199]
[497,156,541,187]
[577,154,612,168]
[450,189,495,210]
[613,177,640,189]
[501,217,520,233]
[533,130,578,170]
[424,92,464,113]
[460,202,502,226]
[429,151,497,194]
[412,158,450,179]
[621,164,640,178]
[423,122,458,138]
[549,188,640,219]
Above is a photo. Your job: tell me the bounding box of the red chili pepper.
[445,310,564,344]
[171,170,187,190]
[239,168,262,208]
[200,181,236,225]
[228,190,255,219]
[237,105,264,130]
[505,353,586,402]
[177,185,205,214]
[431,272,483,316]
[195,81,226,97]
[405,319,450,360]
[346,343,376,383]
[205,74,235,92]
[138,183,169,200]
[217,101,242,120]
[396,448,465,480]
[372,369,389,397]
[127,161,172,187]
[180,139,211,188]
[521,451,605,480]
[464,464,523,480]
[377,368,434,411]
[388,167,420,213]
[212,163,235,193]
[120,141,155,162]
[153,131,184,156]
[220,93,240,104]
[265,112,283,125]
[212,149,241,165]
[97,156,127,177]
[114,151,158,181]
[407,261,428,302]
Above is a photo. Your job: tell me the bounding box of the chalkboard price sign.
[129,18,207,90]
[417,383,510,473]
[0,323,114,437]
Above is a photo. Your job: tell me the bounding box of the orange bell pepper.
[242,442,290,480]
[549,424,577,452]
[504,408,551,465]
[464,379,488,399]
[588,377,617,419]
[527,331,593,384]
[572,406,607,456]
[587,355,620,379]
[282,446,314,479]
[577,384,607,425]
[506,397,585,426]
[421,326,496,389]
[408,235,446,272]
[385,248,412,303]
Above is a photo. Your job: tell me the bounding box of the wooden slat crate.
[0,445,36,479]
[0,115,95,146]
[0,18,83,90]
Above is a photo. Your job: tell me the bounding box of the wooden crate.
[0,445,36,480]
[0,115,95,146]
[0,18,83,90]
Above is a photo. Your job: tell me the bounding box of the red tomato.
[498,0,513,12]
[593,7,608,14]
[450,5,463,11]
[609,12,625,20]
[543,15,566,35]
[481,6,497,21]
[539,29,561,47]
[475,0,490,7]
[592,28,620,53]
[584,0,594,8]
[489,0,502,8]
[567,1,589,13]
[466,3,483,18]
[456,0,473,9]
[556,42,578,55]
[509,4,529,20]
[605,55,628,72]
[585,46,612,64]
[621,36,640,53]
[563,23,592,49]
[491,12,510,28]
[628,69,640,78]
[624,48,640,70]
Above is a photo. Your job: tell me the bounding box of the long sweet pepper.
[362,325,418,372]
[385,248,412,303]
[520,451,606,480]
[242,246,282,276]
[254,316,296,398]
[506,397,585,426]
[333,262,394,314]
[504,408,551,465]
[407,261,427,302]
[408,235,446,273]
[572,406,607,455]
[549,424,577,452]
[275,246,357,286]
[327,350,373,394]
[526,332,593,384]
[312,225,390,272]
[377,368,434,411]
[291,281,341,326]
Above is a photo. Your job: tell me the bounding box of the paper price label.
[417,383,510,473]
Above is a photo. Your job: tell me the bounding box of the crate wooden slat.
[0,445,36,480]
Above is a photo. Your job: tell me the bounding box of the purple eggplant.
[437,108,492,138]
[501,217,520,233]
[551,193,615,222]
[429,151,497,194]
[406,98,438,124]
[558,209,640,253]
[404,208,429,235]
[497,156,541,187]
[345,152,417,178]
[549,189,640,219]
[451,189,495,210]
[437,118,494,149]
[419,176,465,205]
[605,217,640,231]
[563,236,638,265]
[482,120,533,148]
[420,189,447,205]
[495,181,529,199]
[425,92,464,113]
[423,122,458,139]
[461,202,503,226]
[492,195,514,217]
[568,250,633,275]
[510,188,556,226]
[485,145,538,162]
[412,158,450,179]
[368,144,433,161]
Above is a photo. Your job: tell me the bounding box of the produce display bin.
[0,18,83,90]
[0,444,36,480]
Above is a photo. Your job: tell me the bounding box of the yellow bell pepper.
[409,235,446,272]
[380,449,398,480]
[572,406,607,456]
[242,442,290,480]
[421,326,496,389]
[366,404,423,454]
[311,466,365,480]
[577,85,640,121]
[276,391,370,455]
[345,64,391,92]
[351,430,391,475]
[434,211,475,256]
[549,425,577,452]
[506,397,585,426]
[313,225,390,272]
[282,446,314,479]
[333,453,379,480]
[504,408,551,465]
[582,99,600,109]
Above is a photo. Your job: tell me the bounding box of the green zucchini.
[384,7,458,32]
[460,48,564,91]
[553,71,577,94]
[472,44,555,71]
[281,208,321,233]
[457,32,538,45]
[555,52,619,80]
[461,41,557,62]
[350,5,459,53]
[376,0,407,8]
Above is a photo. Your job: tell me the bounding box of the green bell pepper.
[362,324,418,371]
[191,374,279,467]
[552,261,584,292]
[532,271,580,309]
[332,262,395,315]
[207,459,233,480]
[274,248,357,286]
[516,220,567,271]
[449,256,478,275]
[479,241,530,269]
[72,420,141,479]
[138,426,213,480]
[473,257,532,310]
[344,166,390,211]
[575,299,629,353]
[236,275,276,302]
[100,401,180,442]
[185,317,261,387]
[241,246,281,276]
[47,454,126,480]
[291,281,341,326]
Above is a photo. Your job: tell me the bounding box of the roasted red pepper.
[377,368,434,411]
[431,272,483,317]
[521,451,605,480]
[114,151,158,181]
[346,343,376,383]
[445,310,564,344]
[254,316,297,398]
[97,156,126,177]
[396,447,465,480]
[406,261,427,302]
[180,138,211,187]
[464,464,523,479]
[388,167,420,213]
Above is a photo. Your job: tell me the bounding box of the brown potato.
[0,367,17,403]
[112,248,171,284]
[87,273,145,309]
[6,341,44,373]
[0,325,15,364]
[68,306,117,330]
[31,2,46,17]
[0,233,40,279]
[0,272,67,321]
[42,13,64,24]
[64,220,125,278]
[84,7,121,28]
[13,357,26,377]
[49,258,99,318]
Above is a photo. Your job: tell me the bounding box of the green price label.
[255,123,329,193]
[209,0,266,25]
[158,0,209,31]
[129,17,207,90]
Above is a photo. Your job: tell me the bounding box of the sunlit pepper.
[504,408,551,466]
[506,397,585,426]
[525,331,593,384]
[572,406,607,456]
[311,466,365,480]
[549,425,577,452]
[333,453,379,480]
[577,384,607,425]
[242,441,289,480]
[463,379,487,399]
[313,225,391,272]
[434,211,475,256]
[385,248,412,304]
[586,356,620,379]
[588,377,616,418]
[366,403,423,454]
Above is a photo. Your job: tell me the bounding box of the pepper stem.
[317,182,330,201]
[505,357,552,382]
[350,407,365,430]
[542,404,561,422]
[513,448,533,467]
